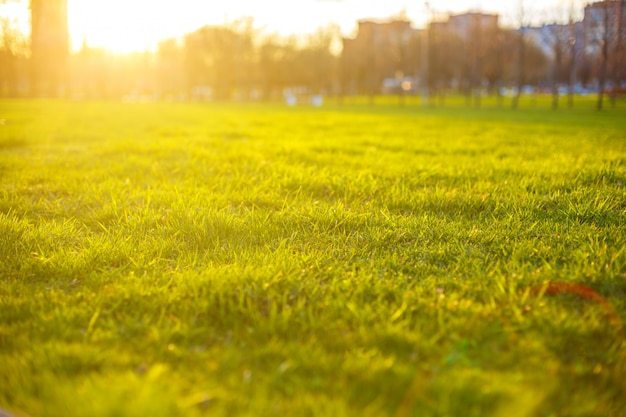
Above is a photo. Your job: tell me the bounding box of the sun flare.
[66,0,366,53]
[67,0,223,53]
[12,0,576,54]
[64,0,501,53]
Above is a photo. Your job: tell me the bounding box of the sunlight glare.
[65,0,573,53]
[68,0,227,53]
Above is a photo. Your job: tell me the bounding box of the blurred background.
[0,0,624,106]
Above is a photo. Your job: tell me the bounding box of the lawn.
[1,98,625,417]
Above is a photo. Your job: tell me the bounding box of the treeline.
[339,20,551,105]
[66,20,551,102]
[164,19,338,101]
[1,10,624,104]
[0,15,28,97]
[0,17,340,100]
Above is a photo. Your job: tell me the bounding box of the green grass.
[1,98,625,417]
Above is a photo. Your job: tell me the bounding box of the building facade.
[445,12,499,39]
[582,0,626,84]
[583,0,626,49]
[340,19,419,95]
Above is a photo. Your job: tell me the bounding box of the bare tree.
[567,0,578,108]
[610,0,625,106]
[582,1,626,109]
[299,24,340,97]
[156,38,184,98]
[183,20,257,101]
[0,16,28,96]
[512,0,526,109]
[427,22,463,104]
[597,3,610,110]
[539,22,570,110]
[482,28,506,104]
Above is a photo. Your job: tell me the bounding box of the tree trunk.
[597,41,607,110]
[568,41,576,108]
[552,47,561,110]
[567,2,576,109]
[512,32,525,110]
[597,7,610,111]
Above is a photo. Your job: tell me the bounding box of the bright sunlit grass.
[0,99,625,416]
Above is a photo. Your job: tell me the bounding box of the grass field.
[1,98,626,417]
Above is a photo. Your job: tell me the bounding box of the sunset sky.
[2,0,582,53]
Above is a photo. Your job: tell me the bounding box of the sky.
[1,0,583,53]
